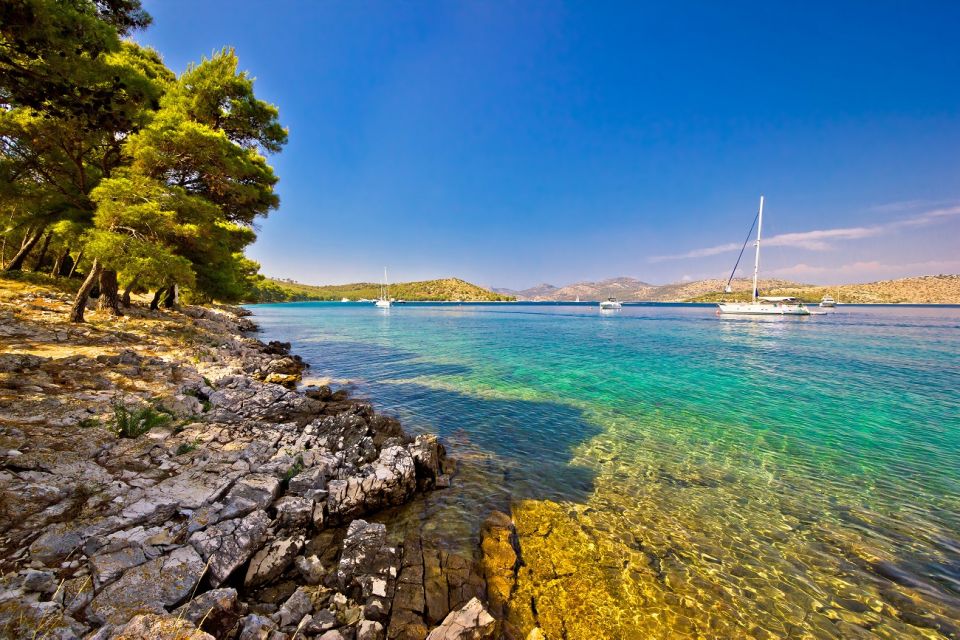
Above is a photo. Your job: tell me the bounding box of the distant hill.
[499,275,960,304]
[248,277,514,303]
[686,275,960,304]
[497,277,655,301]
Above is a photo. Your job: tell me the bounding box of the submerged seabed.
[250,302,960,639]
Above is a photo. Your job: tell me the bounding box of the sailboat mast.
[752,195,764,302]
[384,267,389,300]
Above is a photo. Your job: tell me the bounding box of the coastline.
[0,277,516,639]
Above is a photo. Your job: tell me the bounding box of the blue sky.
[138,1,960,288]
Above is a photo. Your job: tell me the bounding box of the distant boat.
[395,299,407,304]
[575,295,580,302]
[600,297,622,310]
[717,196,810,316]
[375,268,392,308]
[820,294,836,308]
[341,297,351,302]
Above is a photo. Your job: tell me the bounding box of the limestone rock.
[479,511,519,621]
[90,542,148,589]
[287,466,328,497]
[173,588,243,638]
[407,434,447,491]
[276,586,313,628]
[109,613,214,639]
[358,620,386,640]
[336,519,387,592]
[228,473,282,510]
[189,509,271,586]
[147,468,239,510]
[273,495,314,529]
[245,536,305,588]
[295,554,325,584]
[327,446,416,521]
[238,614,279,640]
[22,568,57,593]
[425,598,496,640]
[87,545,206,626]
[29,523,85,563]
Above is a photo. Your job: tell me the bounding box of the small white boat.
[375,268,392,308]
[341,297,351,303]
[600,297,622,310]
[717,196,810,316]
[819,295,836,308]
[575,295,580,303]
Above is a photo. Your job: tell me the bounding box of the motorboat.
[600,298,622,310]
[820,294,836,308]
[717,196,810,316]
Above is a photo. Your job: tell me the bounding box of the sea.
[248,301,960,639]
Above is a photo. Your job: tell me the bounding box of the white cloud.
[768,259,960,282]
[649,204,960,262]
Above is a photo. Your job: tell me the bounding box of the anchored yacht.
[717,196,810,316]
[375,268,392,308]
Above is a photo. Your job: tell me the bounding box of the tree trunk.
[4,227,44,271]
[162,283,178,309]
[67,250,83,278]
[121,275,139,307]
[51,248,69,277]
[97,269,122,316]
[31,232,52,272]
[70,259,102,323]
[150,287,166,311]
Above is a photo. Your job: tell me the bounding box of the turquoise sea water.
[249,302,960,638]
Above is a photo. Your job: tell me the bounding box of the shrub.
[175,441,199,456]
[110,402,171,438]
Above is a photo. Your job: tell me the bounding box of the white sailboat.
[717,196,810,316]
[375,268,392,308]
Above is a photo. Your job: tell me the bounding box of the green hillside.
[247,277,514,303]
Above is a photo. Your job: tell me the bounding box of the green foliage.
[175,440,200,455]
[247,277,516,303]
[282,455,305,483]
[109,402,170,438]
[2,7,285,310]
[0,0,152,124]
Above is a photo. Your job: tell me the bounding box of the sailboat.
[717,196,810,316]
[575,295,580,303]
[375,268,392,308]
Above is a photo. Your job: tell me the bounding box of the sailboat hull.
[717,303,810,315]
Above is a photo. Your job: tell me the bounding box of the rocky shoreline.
[0,281,525,640]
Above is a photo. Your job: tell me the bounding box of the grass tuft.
[110,402,171,438]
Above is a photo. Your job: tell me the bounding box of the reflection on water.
[250,302,960,638]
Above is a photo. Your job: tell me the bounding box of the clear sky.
[138,1,960,288]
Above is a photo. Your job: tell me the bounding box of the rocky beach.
[0,278,525,640]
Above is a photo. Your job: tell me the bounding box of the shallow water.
[249,302,960,638]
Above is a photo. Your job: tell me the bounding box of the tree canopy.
[0,1,286,318]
